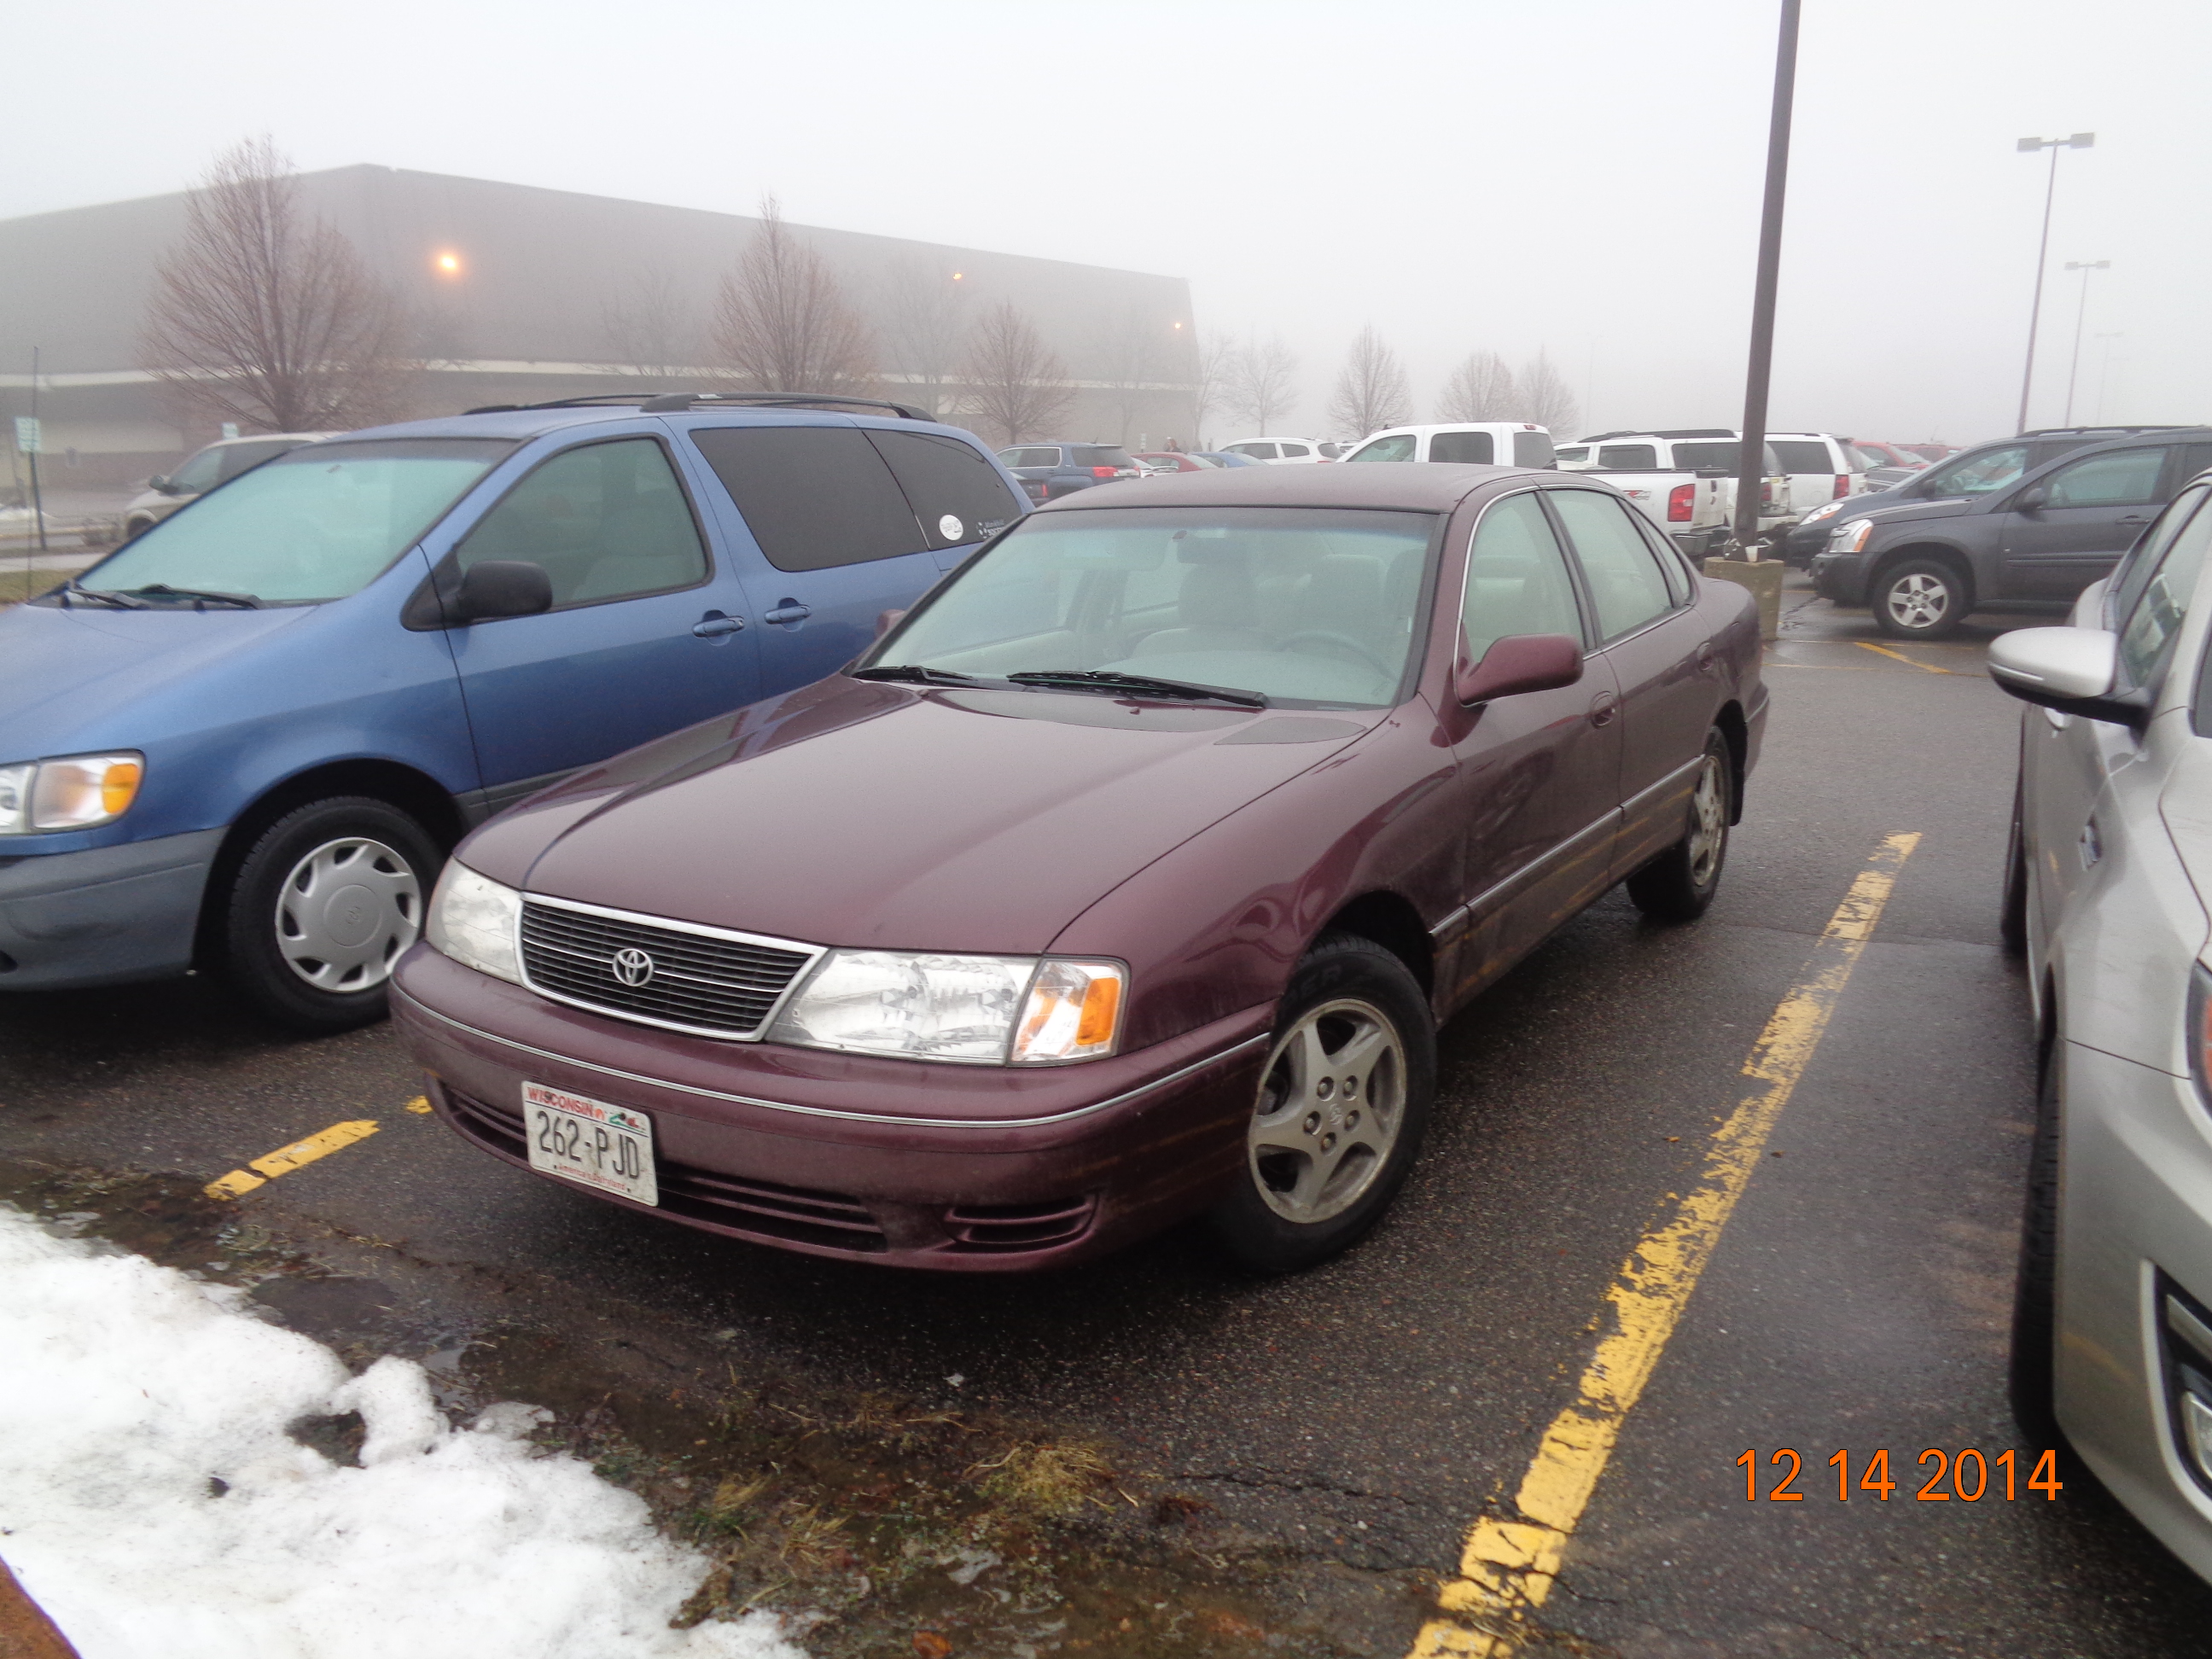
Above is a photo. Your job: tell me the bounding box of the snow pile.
[0,1208,800,1659]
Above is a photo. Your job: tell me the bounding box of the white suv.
[1216,437,1341,465]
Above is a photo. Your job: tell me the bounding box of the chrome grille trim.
[517,893,826,1041]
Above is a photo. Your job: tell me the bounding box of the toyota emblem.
[611,947,655,987]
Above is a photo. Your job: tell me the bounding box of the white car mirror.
[1987,626,2145,727]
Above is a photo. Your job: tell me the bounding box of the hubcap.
[1247,998,1406,1225]
[1885,571,1950,631]
[1687,753,1727,887]
[274,836,422,993]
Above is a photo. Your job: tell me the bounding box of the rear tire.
[1210,934,1435,1273]
[1626,730,1732,923]
[1873,558,1969,640]
[221,795,442,1034]
[2009,1046,2064,1442]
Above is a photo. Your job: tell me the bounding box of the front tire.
[1873,558,1969,640]
[1210,935,1436,1273]
[221,796,442,1034]
[1626,730,1732,923]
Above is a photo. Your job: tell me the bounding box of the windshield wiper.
[1005,669,1267,709]
[59,582,149,609]
[849,664,983,687]
[120,584,263,609]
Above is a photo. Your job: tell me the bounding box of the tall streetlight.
[2014,132,2094,433]
[2061,260,2110,426]
[1728,0,1800,567]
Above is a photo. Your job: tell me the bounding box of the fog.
[8,0,2208,446]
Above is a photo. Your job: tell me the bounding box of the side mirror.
[148,474,172,494]
[451,560,552,624]
[2013,486,2049,513]
[1986,626,2145,727]
[1456,633,1585,705]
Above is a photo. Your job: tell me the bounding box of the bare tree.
[711,195,876,393]
[599,268,698,377]
[141,137,410,433]
[1325,326,1411,439]
[1516,348,1580,438]
[1435,351,1520,422]
[1223,335,1300,435]
[959,302,1073,444]
[876,258,969,416]
[1190,333,1233,447]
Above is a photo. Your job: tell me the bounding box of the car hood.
[493,678,1380,956]
[1853,498,1975,530]
[0,601,313,758]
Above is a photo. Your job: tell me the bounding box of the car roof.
[1032,460,1544,514]
[330,405,983,445]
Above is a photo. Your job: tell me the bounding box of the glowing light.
[952,271,964,281]
[1172,321,1184,329]
[434,251,463,276]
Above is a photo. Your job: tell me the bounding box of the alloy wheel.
[1247,998,1406,1224]
[272,836,422,992]
[1885,571,1951,632]
[1687,753,1728,888]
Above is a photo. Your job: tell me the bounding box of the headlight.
[768,952,1126,1064]
[426,863,523,984]
[1802,499,1847,525]
[1829,518,1875,555]
[0,753,144,835]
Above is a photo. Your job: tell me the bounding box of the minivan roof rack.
[462,391,933,421]
[2016,424,2203,438]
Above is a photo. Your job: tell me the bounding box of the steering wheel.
[1280,629,1394,678]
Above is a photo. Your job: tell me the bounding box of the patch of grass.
[969,1439,1118,1516]
[0,567,64,607]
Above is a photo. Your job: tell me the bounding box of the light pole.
[1729,0,1800,565]
[2093,332,2124,424]
[2061,260,2109,426]
[2014,132,2094,433]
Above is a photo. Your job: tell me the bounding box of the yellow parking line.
[1854,640,1953,673]
[405,1095,434,1115]
[205,1120,381,1200]
[1408,832,1922,1657]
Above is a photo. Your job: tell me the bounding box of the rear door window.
[865,429,1023,550]
[1512,431,1557,469]
[1231,443,1279,460]
[454,437,710,607]
[1430,431,1496,465]
[690,425,926,572]
[1548,489,1677,639]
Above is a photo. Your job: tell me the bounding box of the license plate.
[522,1082,657,1205]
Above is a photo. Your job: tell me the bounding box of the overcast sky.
[9,0,2208,445]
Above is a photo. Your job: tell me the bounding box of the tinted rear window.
[864,429,1023,549]
[1598,445,1659,470]
[1771,440,1835,472]
[1072,446,1136,469]
[690,426,925,572]
[1512,431,1556,469]
[1429,431,1495,464]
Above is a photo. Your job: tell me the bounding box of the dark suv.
[1784,426,2201,567]
[1810,427,2212,638]
[996,443,1144,503]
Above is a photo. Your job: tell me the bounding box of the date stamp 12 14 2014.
[1738,1448,2064,1503]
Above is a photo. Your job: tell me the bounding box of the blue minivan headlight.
[0,754,144,835]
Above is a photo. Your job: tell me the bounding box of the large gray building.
[0,166,1199,489]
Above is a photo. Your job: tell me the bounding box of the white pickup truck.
[1555,428,1793,555]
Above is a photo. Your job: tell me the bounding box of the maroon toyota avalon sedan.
[394,464,1765,1272]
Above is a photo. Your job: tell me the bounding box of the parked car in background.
[396,462,1763,1274]
[1556,429,1790,556]
[1901,443,1959,464]
[1338,423,1556,469]
[1784,428,2201,567]
[1132,452,1223,474]
[1766,432,1868,517]
[0,393,1026,1032]
[997,443,1145,502]
[1813,428,2212,637]
[1987,467,2212,1588]
[1217,438,1342,464]
[121,433,333,538]
[1192,451,1269,469]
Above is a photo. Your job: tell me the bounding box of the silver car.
[1992,465,2212,1585]
[120,432,330,538]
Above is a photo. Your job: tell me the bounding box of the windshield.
[1917,444,2029,496]
[78,439,515,606]
[867,506,1441,708]
[1346,434,1417,463]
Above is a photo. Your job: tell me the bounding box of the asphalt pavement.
[6,573,2212,1656]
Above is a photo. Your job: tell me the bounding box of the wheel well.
[1317,890,1433,997]
[192,760,463,969]
[1714,701,1749,825]
[1871,543,1975,608]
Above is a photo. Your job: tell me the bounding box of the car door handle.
[2116,514,2150,525]
[1589,693,1620,728]
[691,611,744,637]
[764,601,812,626]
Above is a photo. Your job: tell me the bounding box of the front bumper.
[1807,550,1867,605]
[2053,1039,2212,1585]
[391,946,1273,1272]
[0,828,225,991]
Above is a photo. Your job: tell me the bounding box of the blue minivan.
[0,393,1026,1032]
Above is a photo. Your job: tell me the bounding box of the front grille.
[519,899,815,1037]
